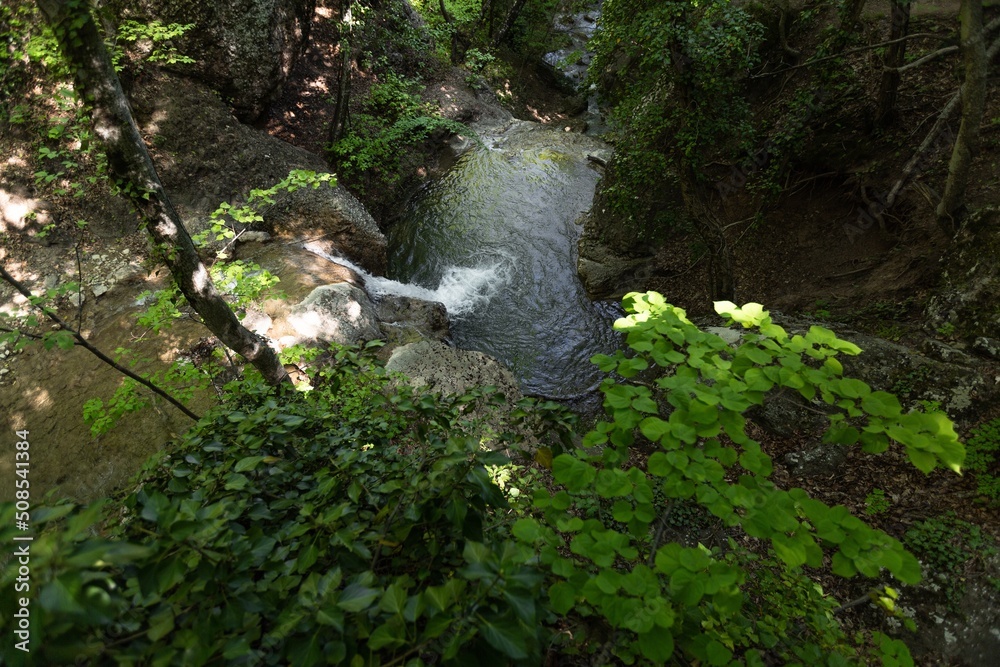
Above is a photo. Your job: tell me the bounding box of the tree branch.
[0,264,201,423]
[885,25,1000,212]
[751,32,953,78]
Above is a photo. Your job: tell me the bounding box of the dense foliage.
[0,294,964,665]
[588,0,763,228]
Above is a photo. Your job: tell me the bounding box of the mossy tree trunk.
[937,0,987,232]
[36,0,290,387]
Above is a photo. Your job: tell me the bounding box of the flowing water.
[378,121,620,398]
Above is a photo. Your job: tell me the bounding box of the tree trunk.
[875,0,910,127]
[679,166,735,302]
[36,0,290,387]
[492,0,529,48]
[328,2,353,146]
[937,0,987,232]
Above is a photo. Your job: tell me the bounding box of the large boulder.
[385,340,520,400]
[133,74,387,273]
[111,0,315,121]
[280,284,381,347]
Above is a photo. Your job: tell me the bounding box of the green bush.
[0,294,965,665]
[964,417,1000,505]
[329,72,469,191]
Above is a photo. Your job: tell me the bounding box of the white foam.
[303,244,509,318]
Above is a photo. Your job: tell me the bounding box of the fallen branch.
[889,16,1000,73]
[751,32,952,78]
[890,45,958,73]
[885,28,1000,211]
[0,263,201,423]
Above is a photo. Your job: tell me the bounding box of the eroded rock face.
[925,217,1000,352]
[111,0,315,121]
[575,166,682,300]
[133,74,387,273]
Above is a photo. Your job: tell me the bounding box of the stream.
[338,121,621,398]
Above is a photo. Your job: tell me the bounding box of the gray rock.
[91,284,109,297]
[135,73,387,275]
[973,336,1000,360]
[577,237,653,300]
[920,339,972,365]
[109,0,315,121]
[240,308,273,337]
[286,284,381,346]
[238,230,272,243]
[385,340,520,400]
[375,296,449,345]
[782,440,848,478]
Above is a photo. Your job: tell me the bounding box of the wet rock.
[385,340,520,400]
[577,235,653,299]
[375,295,450,345]
[283,284,381,347]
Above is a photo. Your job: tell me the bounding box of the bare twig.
[0,263,201,423]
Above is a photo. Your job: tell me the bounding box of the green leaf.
[479,614,529,659]
[772,534,807,568]
[640,416,671,442]
[638,628,675,662]
[706,639,733,666]
[337,583,379,612]
[548,581,577,615]
[234,455,265,472]
[512,518,541,543]
[552,454,597,492]
[862,391,902,418]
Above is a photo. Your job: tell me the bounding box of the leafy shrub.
[0,295,966,665]
[1,343,545,665]
[512,294,960,663]
[329,72,470,190]
[964,417,1000,504]
[903,512,998,609]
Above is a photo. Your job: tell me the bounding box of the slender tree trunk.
[875,0,910,127]
[937,0,987,232]
[328,2,353,146]
[679,167,735,302]
[36,0,290,386]
[492,0,529,48]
